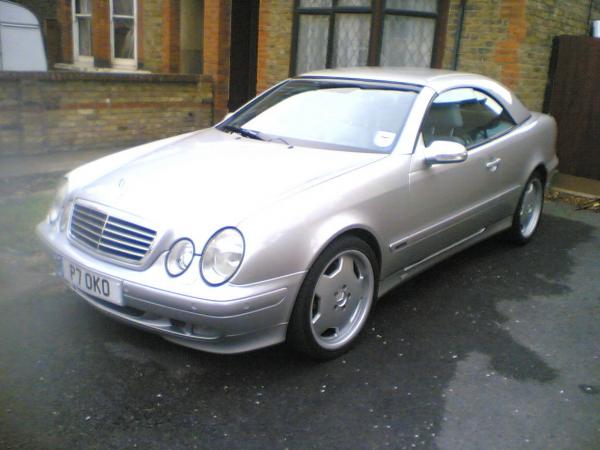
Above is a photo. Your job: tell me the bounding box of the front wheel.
[506,171,544,244]
[287,236,378,360]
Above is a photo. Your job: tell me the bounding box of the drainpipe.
[452,0,467,70]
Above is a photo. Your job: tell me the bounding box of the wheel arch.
[307,224,383,280]
[336,228,382,272]
[533,163,547,185]
[286,224,383,358]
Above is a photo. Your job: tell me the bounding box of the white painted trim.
[71,0,93,65]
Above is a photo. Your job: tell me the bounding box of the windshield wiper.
[221,125,265,141]
[269,136,293,149]
[221,125,293,148]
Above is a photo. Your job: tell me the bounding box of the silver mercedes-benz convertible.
[37,67,558,359]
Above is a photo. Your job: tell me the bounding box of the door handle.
[486,158,501,172]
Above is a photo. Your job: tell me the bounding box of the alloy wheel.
[519,178,543,238]
[309,249,374,350]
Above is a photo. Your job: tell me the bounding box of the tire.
[506,171,545,244]
[287,235,379,360]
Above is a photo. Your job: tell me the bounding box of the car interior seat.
[422,102,465,147]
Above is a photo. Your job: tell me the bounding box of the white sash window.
[73,0,92,64]
[111,0,137,68]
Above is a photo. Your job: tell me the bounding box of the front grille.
[69,203,157,263]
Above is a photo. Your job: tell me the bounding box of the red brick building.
[43,0,599,119]
[3,0,599,157]
[53,0,203,73]
[200,0,600,119]
[1,1,212,156]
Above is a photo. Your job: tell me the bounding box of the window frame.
[72,0,93,66]
[289,0,450,76]
[417,87,519,152]
[109,0,137,69]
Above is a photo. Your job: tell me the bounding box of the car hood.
[74,128,386,235]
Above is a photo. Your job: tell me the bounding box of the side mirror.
[424,140,468,165]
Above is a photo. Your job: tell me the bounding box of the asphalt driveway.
[0,191,599,449]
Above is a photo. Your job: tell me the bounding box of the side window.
[73,0,93,61]
[422,88,516,148]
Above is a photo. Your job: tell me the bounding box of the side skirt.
[378,215,513,298]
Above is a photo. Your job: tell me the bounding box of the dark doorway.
[228,0,259,111]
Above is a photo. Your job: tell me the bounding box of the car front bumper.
[36,221,305,354]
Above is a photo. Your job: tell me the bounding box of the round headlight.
[200,228,245,286]
[165,239,195,277]
[48,178,69,224]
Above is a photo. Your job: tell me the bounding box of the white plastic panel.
[0,24,47,70]
[0,1,38,25]
[0,1,47,71]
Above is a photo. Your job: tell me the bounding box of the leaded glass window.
[332,14,371,67]
[380,15,436,67]
[386,0,437,13]
[292,0,446,74]
[296,15,330,73]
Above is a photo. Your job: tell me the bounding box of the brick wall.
[522,0,591,110]
[442,0,594,111]
[57,0,73,64]
[203,0,231,121]
[250,0,595,108]
[9,0,55,22]
[142,0,163,72]
[442,1,515,88]
[92,0,111,68]
[256,0,294,95]
[249,0,596,112]
[161,0,181,73]
[0,72,213,156]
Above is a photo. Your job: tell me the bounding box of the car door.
[393,88,516,270]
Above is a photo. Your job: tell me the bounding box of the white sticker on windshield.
[373,131,396,148]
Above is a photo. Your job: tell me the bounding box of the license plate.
[62,259,123,306]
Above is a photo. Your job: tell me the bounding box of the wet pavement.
[1,200,599,449]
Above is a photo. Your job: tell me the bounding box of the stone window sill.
[54,63,150,74]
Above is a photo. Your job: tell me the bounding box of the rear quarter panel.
[496,112,558,216]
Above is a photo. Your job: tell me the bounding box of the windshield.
[219,79,419,153]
